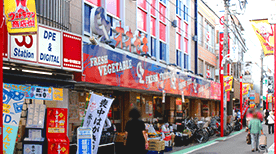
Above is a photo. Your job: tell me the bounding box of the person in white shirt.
[267,112,275,134]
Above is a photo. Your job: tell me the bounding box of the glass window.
[138,8,147,32]
[198,13,203,45]
[177,17,181,33]
[177,33,181,50]
[184,22,188,38]
[176,0,182,17]
[106,0,120,18]
[150,17,156,36]
[185,6,188,22]
[159,3,166,23]
[184,38,188,54]
[160,42,166,61]
[176,0,179,15]
[184,54,188,69]
[86,0,101,6]
[151,37,156,58]
[138,0,147,10]
[205,21,214,53]
[176,50,181,66]
[150,0,156,16]
[84,4,92,34]
[159,22,166,42]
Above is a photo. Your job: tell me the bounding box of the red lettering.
[141,35,148,53]
[27,19,35,27]
[8,12,15,21]
[124,30,133,51]
[12,21,20,28]
[20,20,27,28]
[114,26,124,48]
[31,12,36,18]
[15,35,33,48]
[133,35,141,54]
[26,12,32,18]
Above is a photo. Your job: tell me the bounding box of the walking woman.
[267,111,274,134]
[125,108,148,154]
[248,112,264,152]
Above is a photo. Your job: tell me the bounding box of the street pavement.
[166,124,274,154]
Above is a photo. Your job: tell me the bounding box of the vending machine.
[46,108,70,154]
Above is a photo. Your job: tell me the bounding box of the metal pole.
[266,94,268,110]
[240,76,243,130]
[194,0,198,75]
[260,53,264,109]
[0,0,4,152]
[220,66,224,137]
[274,24,276,153]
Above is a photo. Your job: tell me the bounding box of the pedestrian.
[248,112,264,152]
[267,111,274,134]
[125,108,148,154]
[265,109,269,125]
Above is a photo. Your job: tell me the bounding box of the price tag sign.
[34,87,52,100]
[77,127,93,154]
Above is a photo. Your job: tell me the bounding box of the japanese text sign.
[46,108,67,136]
[3,85,25,154]
[4,0,38,34]
[77,127,93,154]
[38,26,61,66]
[224,76,233,92]
[53,88,64,101]
[83,93,114,154]
[251,19,274,56]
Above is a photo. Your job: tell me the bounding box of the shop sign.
[10,34,37,62]
[90,7,148,54]
[46,108,67,135]
[4,83,53,100]
[83,93,114,154]
[242,83,250,96]
[3,85,25,154]
[82,45,220,100]
[7,24,83,72]
[224,76,233,92]
[250,19,274,56]
[77,127,93,154]
[63,32,82,71]
[53,88,63,101]
[4,0,38,34]
[38,26,61,66]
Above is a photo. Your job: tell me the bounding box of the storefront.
[3,24,82,154]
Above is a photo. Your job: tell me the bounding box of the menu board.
[26,103,46,128]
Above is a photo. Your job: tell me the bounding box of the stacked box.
[148,140,165,151]
[115,133,126,144]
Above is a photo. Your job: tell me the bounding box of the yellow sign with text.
[224,76,233,92]
[53,88,63,101]
[251,19,274,56]
[4,0,37,34]
[242,83,250,96]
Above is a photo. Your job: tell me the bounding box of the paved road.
[168,124,274,154]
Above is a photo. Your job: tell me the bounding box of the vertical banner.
[250,19,274,56]
[83,93,114,154]
[77,127,93,154]
[3,86,25,154]
[224,76,233,92]
[4,0,37,34]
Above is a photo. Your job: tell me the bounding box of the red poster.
[46,108,68,137]
[62,32,82,71]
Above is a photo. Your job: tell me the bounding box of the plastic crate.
[164,146,173,152]
[147,150,164,154]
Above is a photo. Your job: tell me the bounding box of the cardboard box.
[115,133,126,143]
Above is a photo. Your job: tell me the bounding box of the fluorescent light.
[3,67,10,70]
[22,69,53,75]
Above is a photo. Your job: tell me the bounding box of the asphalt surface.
[166,124,274,154]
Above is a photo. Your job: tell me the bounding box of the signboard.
[63,32,82,71]
[7,24,83,72]
[77,127,93,154]
[4,0,38,34]
[24,144,42,154]
[46,108,67,135]
[10,34,37,62]
[83,93,114,154]
[53,88,63,101]
[230,37,238,63]
[38,26,61,66]
[3,85,25,154]
[224,76,233,92]
[82,45,220,100]
[242,83,250,96]
[251,19,274,56]
[4,83,53,100]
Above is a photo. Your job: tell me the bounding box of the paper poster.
[53,88,63,101]
[47,108,67,134]
[24,144,42,154]
[83,93,114,154]
[3,85,25,154]
[77,127,93,154]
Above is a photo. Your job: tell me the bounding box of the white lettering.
[137,62,145,84]
[98,66,103,76]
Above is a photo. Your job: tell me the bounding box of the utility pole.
[260,52,264,109]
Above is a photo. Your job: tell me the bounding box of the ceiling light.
[22,69,53,75]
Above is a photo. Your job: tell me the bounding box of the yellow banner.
[4,0,37,34]
[250,19,274,56]
[242,83,250,96]
[53,88,63,101]
[268,94,273,103]
[224,76,233,92]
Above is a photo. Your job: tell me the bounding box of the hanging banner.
[224,76,233,92]
[83,93,114,154]
[4,0,38,34]
[4,83,53,100]
[250,19,274,56]
[3,85,25,154]
[242,83,250,96]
